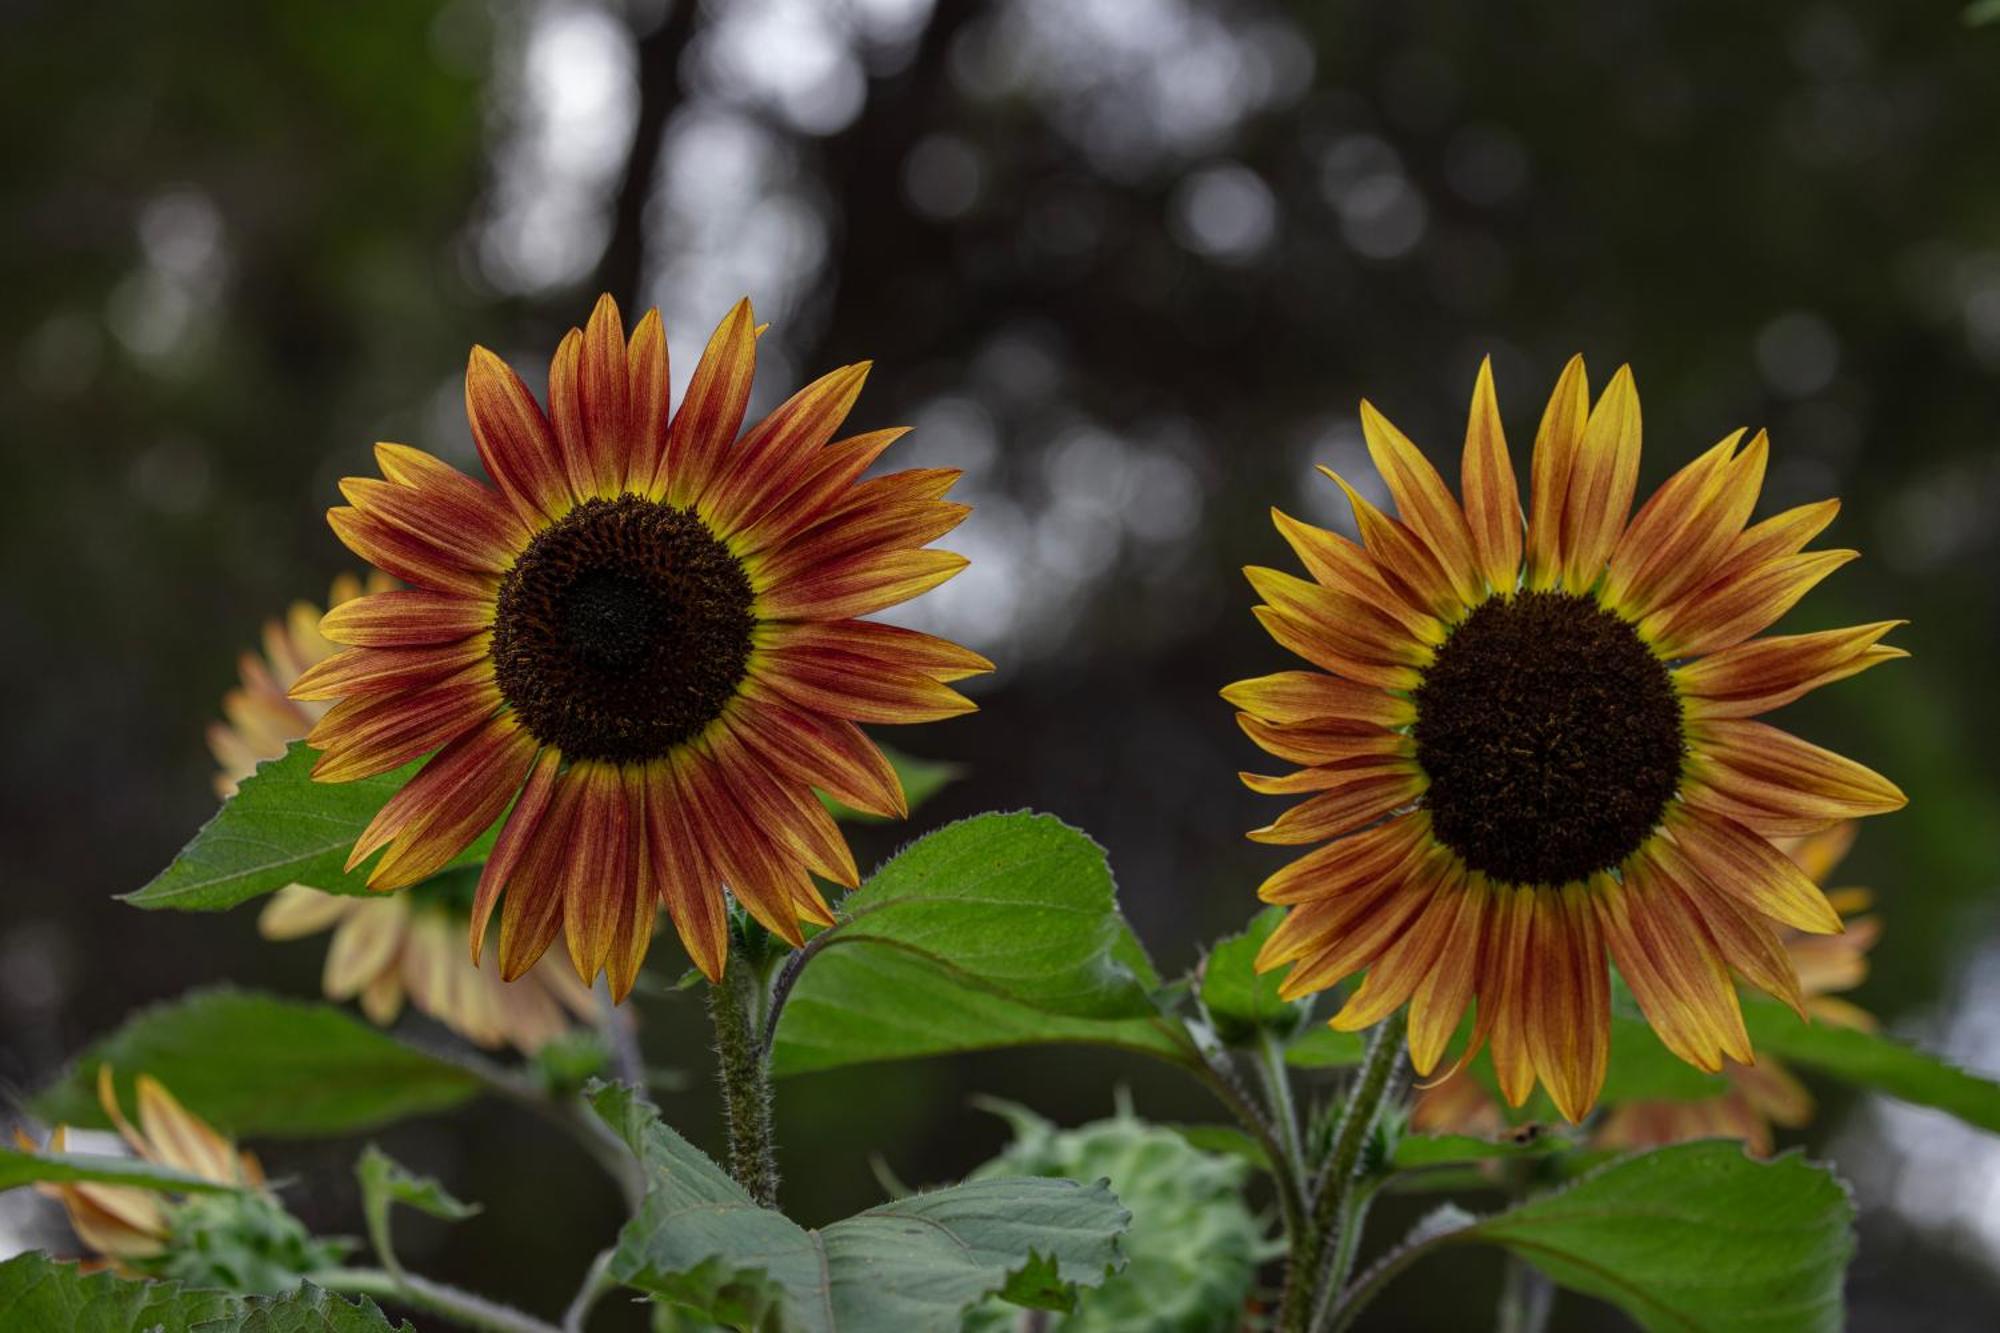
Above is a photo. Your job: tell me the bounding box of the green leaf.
[1379,1142,1853,1332]
[1598,999,1730,1104]
[772,813,1196,1076]
[354,1145,478,1225]
[823,746,961,823]
[0,1255,411,1333]
[33,989,483,1137]
[0,1145,247,1195]
[1744,996,2000,1132]
[1199,908,1307,1045]
[592,1084,1128,1331]
[125,742,496,912]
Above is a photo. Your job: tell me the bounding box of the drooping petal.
[726,688,907,818]
[470,748,560,963]
[1481,884,1540,1106]
[1525,883,1609,1123]
[289,637,491,702]
[1255,810,1432,906]
[1406,873,1490,1075]
[306,667,499,782]
[323,897,409,999]
[706,731,860,889]
[1683,719,1905,834]
[497,767,587,979]
[327,507,497,599]
[560,762,632,986]
[1641,836,1806,1015]
[1665,807,1843,935]
[1328,856,1468,1031]
[675,749,807,946]
[1459,357,1523,597]
[353,714,537,890]
[644,758,729,982]
[1597,863,1751,1071]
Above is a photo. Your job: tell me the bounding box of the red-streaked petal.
[1407,873,1489,1075]
[560,762,631,985]
[340,476,520,577]
[1235,714,1409,769]
[1558,365,1642,594]
[289,637,490,702]
[349,713,534,888]
[1220,671,1415,729]
[471,748,561,962]
[498,768,585,979]
[626,308,670,495]
[644,758,730,981]
[1277,853,1441,998]
[1246,761,1423,845]
[1328,856,1466,1030]
[727,688,907,818]
[706,733,859,889]
[763,619,993,683]
[306,667,498,782]
[1270,509,1445,644]
[1245,566,1435,668]
[1361,400,1484,608]
[751,639,976,724]
[702,362,871,540]
[1526,883,1609,1122]
[1321,469,1464,621]
[1715,498,1841,574]
[1255,810,1432,906]
[577,294,633,496]
[674,749,807,946]
[373,443,535,552]
[319,590,494,647]
[1684,719,1905,834]
[659,299,757,506]
[754,497,971,593]
[1644,837,1806,1015]
[1250,606,1423,692]
[466,345,570,524]
[1665,807,1842,935]
[1524,355,1590,590]
[1460,357,1523,597]
[758,547,969,622]
[1641,549,1858,659]
[327,507,496,599]
[1598,865,1751,1071]
[1603,429,1759,618]
[734,428,911,557]
[1675,622,1905,719]
[608,765,660,1000]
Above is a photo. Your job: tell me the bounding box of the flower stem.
[708,954,780,1207]
[1277,1009,1408,1333]
[1495,1251,1554,1332]
[314,1267,560,1333]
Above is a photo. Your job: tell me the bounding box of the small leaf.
[125,742,496,912]
[592,1084,1128,1331]
[1200,908,1307,1045]
[1743,996,2000,1132]
[0,1145,247,1196]
[217,1284,416,1332]
[1372,1142,1854,1332]
[772,813,1196,1076]
[32,989,483,1137]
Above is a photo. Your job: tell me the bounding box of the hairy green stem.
[560,1248,616,1333]
[1256,1029,1308,1180]
[315,1266,560,1333]
[709,956,780,1207]
[1278,1010,1408,1333]
[1192,1044,1307,1245]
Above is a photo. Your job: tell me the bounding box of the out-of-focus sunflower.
[14,1068,262,1268]
[207,572,389,798]
[213,577,595,1051]
[257,883,597,1053]
[294,295,986,994]
[1229,357,1905,1120]
[1596,823,1880,1155]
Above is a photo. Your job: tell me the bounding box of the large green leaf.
[33,989,483,1137]
[0,1145,246,1195]
[1744,996,2000,1132]
[124,742,496,911]
[1368,1142,1853,1332]
[771,813,1195,1076]
[593,1085,1128,1331]
[0,1255,410,1333]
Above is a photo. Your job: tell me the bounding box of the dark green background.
[3,1,1997,1327]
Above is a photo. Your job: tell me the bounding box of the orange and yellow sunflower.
[294,295,986,995]
[1229,357,1905,1120]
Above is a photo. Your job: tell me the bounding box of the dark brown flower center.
[1412,590,1684,887]
[493,494,754,763]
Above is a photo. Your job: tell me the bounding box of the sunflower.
[211,577,595,1051]
[15,1067,263,1267]
[257,884,596,1053]
[1229,357,1905,1120]
[294,294,985,995]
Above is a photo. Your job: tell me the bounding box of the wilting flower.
[207,572,389,798]
[212,578,595,1050]
[258,884,596,1052]
[1229,358,1905,1120]
[296,295,985,993]
[1597,823,1881,1155]
[16,1068,263,1267]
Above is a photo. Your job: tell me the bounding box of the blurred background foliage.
[2,0,1997,1326]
